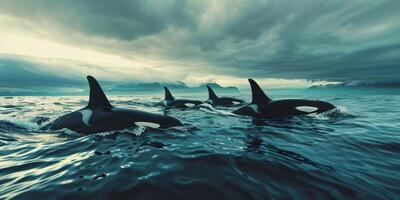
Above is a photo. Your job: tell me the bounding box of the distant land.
[309,81,400,89]
[0,81,239,96]
[111,81,239,93]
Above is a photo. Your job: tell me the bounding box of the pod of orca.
[34,75,334,134]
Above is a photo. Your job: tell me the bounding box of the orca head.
[315,100,336,113]
[158,115,183,128]
[293,99,336,114]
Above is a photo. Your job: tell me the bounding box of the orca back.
[249,79,271,105]
[164,87,175,101]
[86,76,112,109]
[207,85,218,100]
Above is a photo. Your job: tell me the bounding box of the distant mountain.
[0,91,48,96]
[309,81,400,89]
[0,81,239,96]
[0,87,48,96]
[197,82,239,92]
[112,81,239,93]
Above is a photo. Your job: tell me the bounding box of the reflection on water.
[0,91,400,199]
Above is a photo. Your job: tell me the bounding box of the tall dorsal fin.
[249,79,271,104]
[207,85,218,100]
[164,87,175,101]
[86,75,112,109]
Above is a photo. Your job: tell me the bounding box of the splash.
[0,118,38,131]
[320,106,356,120]
[197,103,238,116]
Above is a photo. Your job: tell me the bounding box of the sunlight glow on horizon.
[0,20,340,89]
[0,32,151,70]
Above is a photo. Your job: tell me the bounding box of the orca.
[161,87,202,108]
[206,85,245,106]
[43,76,182,134]
[232,79,335,119]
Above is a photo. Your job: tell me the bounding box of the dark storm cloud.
[0,0,197,40]
[213,43,400,82]
[203,0,400,83]
[0,0,399,85]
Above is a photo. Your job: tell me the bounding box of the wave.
[0,95,399,199]
[0,120,28,132]
[316,106,356,121]
[197,103,239,116]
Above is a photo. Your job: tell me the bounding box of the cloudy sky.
[0,0,399,91]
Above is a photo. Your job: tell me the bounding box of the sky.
[0,0,399,91]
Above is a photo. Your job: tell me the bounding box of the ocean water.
[0,89,399,200]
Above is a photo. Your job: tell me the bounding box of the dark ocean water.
[0,89,399,200]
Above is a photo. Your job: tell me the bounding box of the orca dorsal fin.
[86,75,112,109]
[249,79,271,104]
[164,87,175,101]
[207,85,218,100]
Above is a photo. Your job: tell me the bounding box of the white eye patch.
[232,101,241,105]
[185,103,196,107]
[79,109,93,127]
[134,122,160,128]
[295,106,319,113]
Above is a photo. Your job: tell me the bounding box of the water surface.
[0,89,399,199]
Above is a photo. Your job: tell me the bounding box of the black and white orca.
[206,85,245,107]
[44,76,182,134]
[233,79,335,119]
[161,87,202,109]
